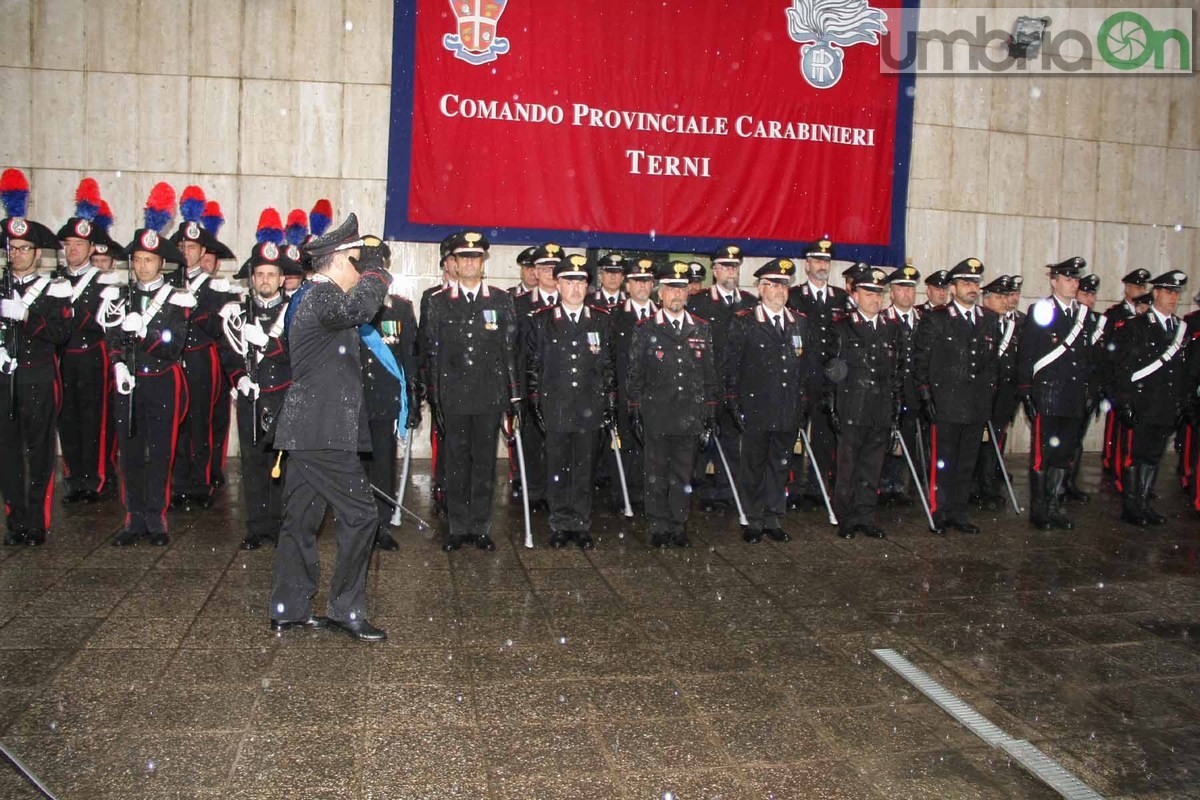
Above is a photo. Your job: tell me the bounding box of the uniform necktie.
[639,307,648,321]
[773,314,783,336]
[465,291,475,304]
[672,319,681,333]
[902,312,911,330]
[817,289,825,305]
[546,294,556,306]
[1166,317,1175,334]
[724,294,733,306]
[569,312,578,325]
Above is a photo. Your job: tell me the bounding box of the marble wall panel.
[29,168,83,232]
[1128,146,1168,227]
[241,0,296,80]
[189,0,244,78]
[239,80,295,176]
[1059,139,1098,221]
[342,0,393,85]
[986,131,1027,215]
[1023,135,1063,218]
[30,70,84,169]
[32,0,85,71]
[83,0,136,74]
[292,0,345,82]
[292,82,343,178]
[946,128,990,212]
[0,0,31,68]
[0,68,32,166]
[341,83,390,180]
[137,75,191,174]
[189,78,241,175]
[1093,222,1130,285]
[1094,142,1134,224]
[83,73,139,172]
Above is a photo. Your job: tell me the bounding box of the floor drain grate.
[871,648,1105,800]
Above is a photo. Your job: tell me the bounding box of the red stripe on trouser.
[203,347,219,487]
[97,341,110,493]
[430,427,440,479]
[1182,427,1193,486]
[1124,429,1133,468]
[1031,415,1042,472]
[1194,444,1200,512]
[1113,424,1125,491]
[928,424,938,513]
[1102,411,1115,469]
[162,368,185,530]
[42,373,63,530]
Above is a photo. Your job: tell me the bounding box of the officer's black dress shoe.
[475,534,496,551]
[862,525,887,539]
[374,530,400,551]
[211,473,226,488]
[4,528,26,546]
[188,493,214,509]
[672,532,691,548]
[24,529,46,546]
[576,532,595,550]
[81,490,100,504]
[650,532,672,549]
[240,535,262,551]
[891,491,914,507]
[62,489,83,504]
[549,531,570,548]
[764,528,790,542]
[169,493,190,511]
[530,499,550,513]
[946,519,980,535]
[326,617,387,642]
[270,615,327,633]
[148,531,170,547]
[837,526,855,539]
[442,535,465,552]
[743,528,763,544]
[112,529,141,547]
[1063,486,1089,503]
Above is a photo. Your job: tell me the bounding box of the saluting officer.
[0,180,73,547]
[1101,268,1152,488]
[912,258,1000,535]
[359,241,419,552]
[920,270,951,311]
[420,231,520,552]
[1111,270,1190,526]
[57,179,124,504]
[218,241,304,550]
[606,258,658,513]
[690,244,755,512]
[878,265,923,505]
[725,258,813,543]
[525,253,617,548]
[786,238,846,508]
[590,253,628,309]
[971,275,1020,511]
[626,261,719,548]
[106,216,194,547]
[1017,258,1100,531]
[169,207,235,509]
[824,267,904,539]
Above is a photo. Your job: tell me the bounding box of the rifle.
[1,247,15,420]
[245,292,259,446]
[124,258,137,438]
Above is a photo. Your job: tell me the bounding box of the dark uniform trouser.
[211,377,232,482]
[0,372,60,533]
[1031,414,1083,471]
[546,431,598,532]
[833,423,889,528]
[173,345,218,495]
[740,429,792,531]
[522,420,547,504]
[444,412,500,539]
[270,449,377,624]
[1129,423,1173,466]
[1103,411,1127,489]
[643,433,698,536]
[238,396,284,539]
[795,378,836,497]
[59,345,110,494]
[695,425,740,504]
[974,406,1014,500]
[114,367,185,534]
[365,418,397,530]
[928,422,984,524]
[881,412,918,494]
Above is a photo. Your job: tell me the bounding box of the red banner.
[386,1,916,259]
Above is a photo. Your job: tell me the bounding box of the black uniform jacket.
[881,304,922,411]
[63,267,122,352]
[912,303,1001,425]
[724,304,813,432]
[786,282,847,369]
[184,271,235,350]
[3,273,72,381]
[419,282,519,416]
[626,310,719,437]
[525,304,617,434]
[1112,312,1190,426]
[609,299,657,423]
[361,295,418,422]
[219,295,293,396]
[274,268,388,452]
[688,286,757,369]
[1016,298,1100,418]
[101,278,192,377]
[826,310,904,428]
[589,288,626,310]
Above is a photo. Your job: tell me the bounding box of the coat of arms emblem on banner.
[786,0,887,89]
[444,0,510,64]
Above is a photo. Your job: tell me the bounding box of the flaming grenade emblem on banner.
[786,0,887,89]
[444,0,510,65]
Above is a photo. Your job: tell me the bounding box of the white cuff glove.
[243,322,269,348]
[0,346,14,375]
[236,375,261,400]
[1,298,28,322]
[114,362,135,395]
[121,311,148,339]
[218,301,240,321]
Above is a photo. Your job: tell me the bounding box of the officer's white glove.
[114,362,135,395]
[236,375,261,400]
[0,346,14,375]
[218,301,240,321]
[121,311,148,339]
[243,321,269,348]
[0,298,28,322]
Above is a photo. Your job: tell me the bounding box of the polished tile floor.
[1,457,1198,799]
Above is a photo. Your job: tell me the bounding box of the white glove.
[114,362,135,395]
[218,301,240,321]
[1,298,27,322]
[236,375,261,400]
[121,311,148,339]
[243,322,269,348]
[0,346,14,375]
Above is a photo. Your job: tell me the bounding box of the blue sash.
[358,323,408,432]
